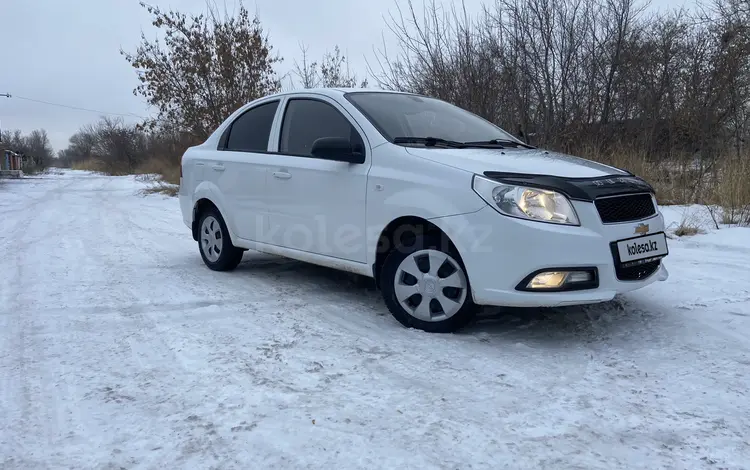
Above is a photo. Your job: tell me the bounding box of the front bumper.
[434,203,669,308]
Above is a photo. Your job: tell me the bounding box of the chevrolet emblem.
[634,223,649,235]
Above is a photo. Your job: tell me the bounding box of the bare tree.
[293,43,368,89]
[293,43,320,88]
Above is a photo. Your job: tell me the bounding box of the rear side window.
[224,100,279,152]
[279,99,363,157]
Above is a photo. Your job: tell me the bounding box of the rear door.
[214,99,281,241]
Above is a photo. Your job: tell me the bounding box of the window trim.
[276,97,367,160]
[218,99,281,153]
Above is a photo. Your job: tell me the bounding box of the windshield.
[344,92,520,145]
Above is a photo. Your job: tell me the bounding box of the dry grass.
[576,145,683,203]
[134,157,180,185]
[141,182,179,197]
[71,156,180,183]
[714,156,750,225]
[70,156,181,197]
[674,223,703,237]
[71,158,106,173]
[134,156,180,197]
[581,145,750,226]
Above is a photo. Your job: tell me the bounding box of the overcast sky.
[2,0,691,153]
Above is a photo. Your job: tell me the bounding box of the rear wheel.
[197,207,243,271]
[381,233,478,333]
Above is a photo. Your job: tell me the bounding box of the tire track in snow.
[70,176,258,464]
[0,175,92,466]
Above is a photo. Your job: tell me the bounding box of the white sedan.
[179,88,669,332]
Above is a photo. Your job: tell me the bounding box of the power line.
[2,93,193,135]
[10,95,150,120]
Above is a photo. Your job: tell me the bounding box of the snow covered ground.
[1,170,749,469]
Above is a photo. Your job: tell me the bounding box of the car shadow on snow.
[226,253,668,344]
[460,297,668,346]
[232,252,384,301]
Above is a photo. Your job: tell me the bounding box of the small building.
[1,149,24,178]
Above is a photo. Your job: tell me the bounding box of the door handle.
[272,171,292,180]
[212,164,225,171]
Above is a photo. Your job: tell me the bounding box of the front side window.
[345,92,519,144]
[224,100,279,152]
[279,99,364,157]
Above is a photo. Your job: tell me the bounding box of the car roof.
[262,87,418,100]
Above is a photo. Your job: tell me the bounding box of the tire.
[197,207,244,271]
[380,233,478,333]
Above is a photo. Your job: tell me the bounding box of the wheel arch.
[190,179,239,245]
[373,215,463,289]
[192,198,220,241]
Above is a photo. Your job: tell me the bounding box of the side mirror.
[310,137,365,164]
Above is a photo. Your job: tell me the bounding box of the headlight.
[472,175,580,225]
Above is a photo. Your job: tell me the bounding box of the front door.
[265,97,370,262]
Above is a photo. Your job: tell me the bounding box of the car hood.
[404,147,627,178]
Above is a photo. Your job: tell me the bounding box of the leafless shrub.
[59,117,196,186]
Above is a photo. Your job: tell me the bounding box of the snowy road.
[1,170,749,469]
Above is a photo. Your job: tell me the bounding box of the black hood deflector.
[483,171,655,202]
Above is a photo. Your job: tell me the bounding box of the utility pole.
[0,94,7,143]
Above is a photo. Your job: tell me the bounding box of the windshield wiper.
[393,136,467,148]
[463,139,535,149]
[394,136,535,150]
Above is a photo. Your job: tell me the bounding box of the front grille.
[615,260,661,281]
[595,193,656,223]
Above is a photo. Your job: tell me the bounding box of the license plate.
[615,232,669,265]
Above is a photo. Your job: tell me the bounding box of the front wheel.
[380,234,478,333]
[197,208,244,271]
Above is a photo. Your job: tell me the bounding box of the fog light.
[527,271,568,289]
[522,269,597,291]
